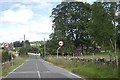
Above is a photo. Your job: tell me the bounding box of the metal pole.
[57,47,61,59]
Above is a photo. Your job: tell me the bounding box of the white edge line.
[43,60,86,79]
[4,59,29,78]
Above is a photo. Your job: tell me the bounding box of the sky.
[0,0,96,43]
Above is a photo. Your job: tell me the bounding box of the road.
[2,53,86,80]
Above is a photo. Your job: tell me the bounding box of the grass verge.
[43,56,118,78]
[2,56,28,77]
[0,49,2,77]
[0,68,2,77]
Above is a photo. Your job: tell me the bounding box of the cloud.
[0,8,33,24]
[0,0,61,3]
[0,2,55,43]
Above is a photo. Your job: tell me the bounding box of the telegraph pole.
[24,34,26,48]
[44,38,46,57]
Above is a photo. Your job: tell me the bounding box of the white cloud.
[0,0,61,2]
[0,8,33,24]
[0,2,54,43]
[10,3,27,10]
[0,14,53,43]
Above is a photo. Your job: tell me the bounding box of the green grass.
[2,56,28,77]
[0,68,2,77]
[43,56,118,78]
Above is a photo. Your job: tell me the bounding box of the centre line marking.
[36,60,41,78]
[37,71,40,78]
[10,71,37,73]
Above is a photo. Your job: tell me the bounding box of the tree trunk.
[110,39,114,51]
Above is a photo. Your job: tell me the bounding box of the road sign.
[58,40,64,47]
[4,43,9,48]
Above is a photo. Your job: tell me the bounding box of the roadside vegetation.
[43,2,119,79]
[1,41,29,77]
[1,40,40,77]
[2,56,28,77]
[0,49,3,77]
[43,55,118,78]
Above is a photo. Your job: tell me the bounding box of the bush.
[19,47,27,55]
[2,50,11,63]
[19,46,31,56]
[29,47,40,53]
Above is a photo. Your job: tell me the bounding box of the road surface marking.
[36,61,39,70]
[44,59,86,79]
[5,59,28,78]
[10,71,37,73]
[37,71,40,78]
[36,60,41,78]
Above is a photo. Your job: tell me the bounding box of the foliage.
[29,47,40,53]
[13,41,23,47]
[2,49,11,63]
[47,2,119,55]
[18,40,31,56]
[43,56,118,78]
[48,2,91,55]
[2,56,28,76]
[88,2,117,51]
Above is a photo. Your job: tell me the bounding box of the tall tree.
[50,2,91,54]
[88,2,117,51]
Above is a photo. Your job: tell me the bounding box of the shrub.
[2,50,11,63]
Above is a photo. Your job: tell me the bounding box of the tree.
[50,2,91,55]
[88,2,117,51]
[13,41,23,47]
[19,40,31,56]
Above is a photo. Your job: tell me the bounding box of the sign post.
[57,40,64,59]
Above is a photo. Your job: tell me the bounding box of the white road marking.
[44,60,86,79]
[37,71,41,78]
[36,60,41,78]
[5,59,29,78]
[10,71,37,73]
[36,61,39,70]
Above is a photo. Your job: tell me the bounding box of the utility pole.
[44,38,46,57]
[24,34,26,48]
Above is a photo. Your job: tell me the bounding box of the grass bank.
[43,56,118,78]
[2,56,28,77]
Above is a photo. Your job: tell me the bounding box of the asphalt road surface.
[2,53,86,80]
